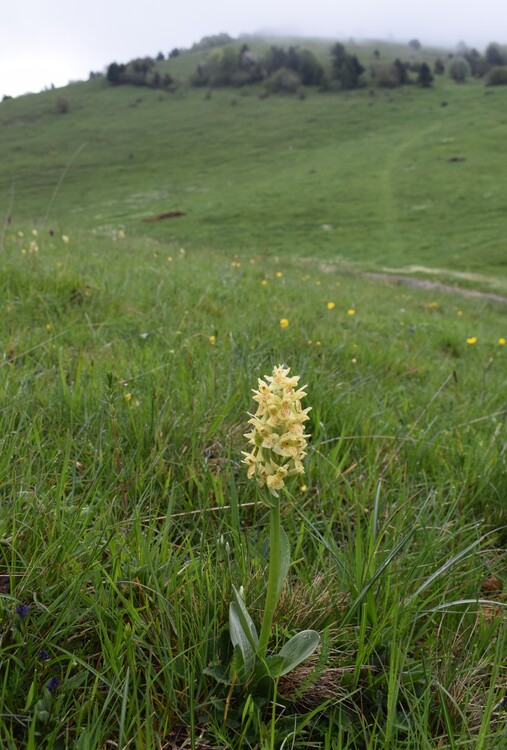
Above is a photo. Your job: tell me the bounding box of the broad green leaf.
[230,643,249,684]
[229,602,254,664]
[263,655,286,678]
[276,524,291,599]
[232,587,259,649]
[277,629,320,676]
[203,663,232,686]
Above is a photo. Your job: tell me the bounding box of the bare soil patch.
[364,272,507,303]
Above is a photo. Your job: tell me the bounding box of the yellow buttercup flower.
[327,301,335,310]
[209,335,216,345]
[466,337,477,345]
[498,338,505,346]
[347,309,356,316]
[275,271,283,278]
[279,318,289,328]
[62,235,69,243]
[261,279,268,286]
[242,365,311,497]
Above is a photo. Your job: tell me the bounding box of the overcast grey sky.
[2,0,507,97]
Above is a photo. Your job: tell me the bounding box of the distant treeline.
[106,57,174,90]
[104,36,507,94]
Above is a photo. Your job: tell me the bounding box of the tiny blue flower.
[47,677,60,693]
[38,649,50,661]
[16,604,31,618]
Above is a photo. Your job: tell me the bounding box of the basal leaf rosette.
[242,365,311,497]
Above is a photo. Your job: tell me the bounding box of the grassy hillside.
[1,40,507,292]
[0,38,506,750]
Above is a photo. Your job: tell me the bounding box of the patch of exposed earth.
[298,256,507,303]
[363,272,507,303]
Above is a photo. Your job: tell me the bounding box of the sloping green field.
[1,44,507,288]
[0,40,506,749]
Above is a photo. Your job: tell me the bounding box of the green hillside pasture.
[0,227,506,747]
[1,73,507,293]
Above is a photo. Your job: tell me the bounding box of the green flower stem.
[257,496,281,659]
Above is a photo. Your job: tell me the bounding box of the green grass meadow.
[0,39,506,749]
